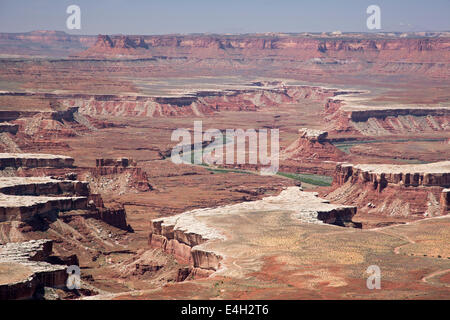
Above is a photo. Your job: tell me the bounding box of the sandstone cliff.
[325,99,450,136]
[80,34,450,65]
[281,128,345,162]
[0,239,67,300]
[325,161,450,219]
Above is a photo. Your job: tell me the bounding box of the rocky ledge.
[149,187,359,279]
[441,189,450,214]
[0,239,67,300]
[327,161,450,218]
[281,128,345,163]
[325,95,450,135]
[0,177,89,196]
[334,161,450,190]
[0,153,74,169]
[0,122,18,134]
[0,156,129,229]
[299,128,328,142]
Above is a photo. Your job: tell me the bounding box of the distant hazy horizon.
[1,0,449,35]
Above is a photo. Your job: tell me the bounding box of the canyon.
[0,30,448,299]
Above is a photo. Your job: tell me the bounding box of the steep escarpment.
[0,239,68,300]
[0,153,130,229]
[84,158,152,194]
[324,93,450,136]
[74,34,450,81]
[0,31,96,57]
[280,128,346,176]
[0,83,337,120]
[324,161,450,220]
[66,84,336,118]
[149,213,223,279]
[282,128,336,160]
[333,162,450,188]
[0,101,116,153]
[81,34,450,63]
[0,153,74,169]
[3,31,450,66]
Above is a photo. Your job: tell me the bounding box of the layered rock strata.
[81,34,450,64]
[324,95,450,135]
[0,154,129,229]
[0,239,67,300]
[281,128,345,162]
[0,177,88,222]
[0,153,74,169]
[280,128,346,175]
[90,158,152,192]
[440,189,450,215]
[327,161,450,218]
[149,187,359,278]
[62,83,336,118]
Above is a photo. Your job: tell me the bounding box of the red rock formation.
[278,128,346,176]
[96,158,136,168]
[90,157,152,192]
[0,31,96,57]
[0,239,68,300]
[281,128,345,162]
[324,97,450,135]
[326,161,450,218]
[149,219,222,275]
[59,84,334,118]
[85,35,149,55]
[440,189,450,214]
[80,34,450,64]
[95,205,129,231]
[0,153,74,169]
[333,162,450,190]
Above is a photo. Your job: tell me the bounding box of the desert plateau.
[0,1,449,303]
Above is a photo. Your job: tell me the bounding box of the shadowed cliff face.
[2,31,449,81]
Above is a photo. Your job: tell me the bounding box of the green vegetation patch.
[277,172,332,186]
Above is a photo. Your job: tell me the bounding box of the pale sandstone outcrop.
[328,161,450,218]
[299,128,328,142]
[0,194,87,222]
[149,187,358,276]
[0,157,129,229]
[0,153,74,169]
[0,239,67,300]
[334,161,450,190]
[0,177,89,222]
